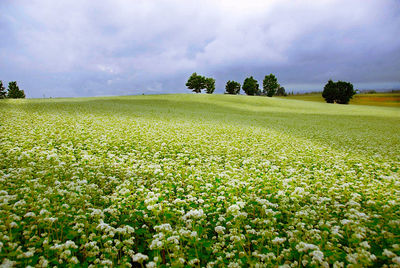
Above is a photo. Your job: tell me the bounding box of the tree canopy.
[205,78,215,94]
[0,81,6,99]
[322,80,355,104]
[242,76,260,96]
[186,73,206,93]
[276,86,287,96]
[263,74,279,97]
[225,81,241,95]
[6,81,26,99]
[186,73,215,94]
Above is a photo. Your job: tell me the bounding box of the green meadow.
[0,94,399,267]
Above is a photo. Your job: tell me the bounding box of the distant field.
[0,94,399,267]
[282,92,400,107]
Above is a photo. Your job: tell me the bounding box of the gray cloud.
[1,0,399,97]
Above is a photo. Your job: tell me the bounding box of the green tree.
[225,80,241,95]
[186,73,206,93]
[205,77,215,94]
[335,81,355,104]
[242,76,259,96]
[322,80,336,103]
[0,81,6,99]
[7,81,25,99]
[263,74,279,97]
[276,86,287,96]
[322,80,355,104]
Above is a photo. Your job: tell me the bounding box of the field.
[282,92,400,107]
[0,94,399,267]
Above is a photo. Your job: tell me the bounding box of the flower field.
[0,94,399,267]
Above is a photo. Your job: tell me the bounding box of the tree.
[322,80,355,104]
[205,77,215,94]
[225,80,241,95]
[242,76,260,95]
[0,81,6,99]
[335,81,355,104]
[322,80,336,103]
[186,73,206,93]
[7,81,25,99]
[263,74,279,97]
[276,86,287,96]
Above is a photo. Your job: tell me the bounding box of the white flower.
[39,209,49,215]
[295,242,319,252]
[183,209,204,220]
[215,226,226,234]
[311,250,324,263]
[359,241,370,249]
[188,259,200,265]
[190,231,198,238]
[125,225,135,234]
[154,223,172,233]
[69,256,79,264]
[0,259,16,267]
[132,253,149,263]
[227,204,241,216]
[383,249,396,258]
[217,196,225,201]
[272,237,286,245]
[65,240,78,249]
[340,219,351,225]
[392,257,400,265]
[24,212,36,218]
[146,262,157,268]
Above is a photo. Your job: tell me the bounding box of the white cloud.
[1,0,399,97]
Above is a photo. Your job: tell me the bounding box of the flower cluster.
[0,94,399,266]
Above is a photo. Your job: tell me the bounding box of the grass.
[282,92,400,107]
[0,94,399,267]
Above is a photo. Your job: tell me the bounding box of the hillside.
[0,94,399,267]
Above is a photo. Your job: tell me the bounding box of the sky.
[1,0,400,98]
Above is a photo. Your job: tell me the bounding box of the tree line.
[186,73,356,104]
[186,73,287,97]
[0,81,25,99]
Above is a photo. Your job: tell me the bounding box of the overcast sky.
[1,0,400,98]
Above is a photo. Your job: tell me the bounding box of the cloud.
[1,0,399,97]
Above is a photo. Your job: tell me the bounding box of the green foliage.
[322,80,355,104]
[0,81,7,99]
[276,86,287,96]
[186,73,215,94]
[186,73,206,93]
[204,78,215,94]
[225,80,241,95]
[335,81,355,104]
[263,74,280,97]
[7,81,25,99]
[242,76,260,95]
[322,80,337,103]
[0,94,399,267]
